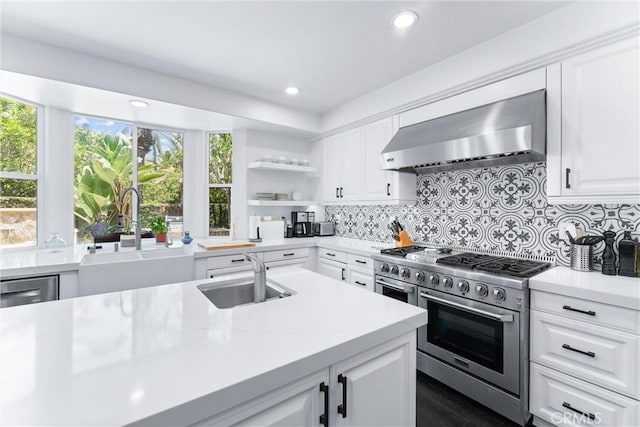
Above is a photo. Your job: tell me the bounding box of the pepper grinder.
[601,230,617,276]
[618,231,637,277]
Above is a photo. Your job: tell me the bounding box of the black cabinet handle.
[355,259,366,264]
[355,281,366,286]
[562,344,595,358]
[387,183,391,196]
[326,252,336,257]
[562,402,596,420]
[283,253,295,257]
[339,187,343,198]
[336,187,339,198]
[565,168,571,189]
[319,382,329,426]
[562,305,596,316]
[231,258,245,263]
[341,268,345,281]
[337,373,347,418]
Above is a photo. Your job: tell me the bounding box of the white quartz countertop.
[0,237,390,278]
[530,266,640,310]
[0,267,426,426]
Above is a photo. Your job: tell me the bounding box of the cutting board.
[197,240,256,250]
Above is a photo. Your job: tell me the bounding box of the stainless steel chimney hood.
[381,90,546,174]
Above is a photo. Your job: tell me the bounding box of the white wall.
[1,35,320,134]
[320,1,640,134]
[183,130,209,238]
[41,106,74,245]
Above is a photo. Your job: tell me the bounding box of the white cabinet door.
[548,37,640,203]
[317,258,346,282]
[331,333,415,427]
[323,135,342,201]
[193,370,329,427]
[363,118,394,200]
[339,128,363,200]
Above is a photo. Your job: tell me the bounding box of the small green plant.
[148,216,167,235]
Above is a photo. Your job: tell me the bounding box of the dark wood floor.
[416,371,519,427]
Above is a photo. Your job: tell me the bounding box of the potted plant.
[148,216,168,243]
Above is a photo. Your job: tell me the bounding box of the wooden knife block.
[396,230,414,248]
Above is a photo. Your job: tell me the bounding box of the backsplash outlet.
[326,163,640,268]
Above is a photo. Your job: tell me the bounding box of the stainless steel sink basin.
[198,279,294,309]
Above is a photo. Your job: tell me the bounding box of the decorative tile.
[326,162,640,268]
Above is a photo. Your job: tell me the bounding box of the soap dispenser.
[618,231,637,277]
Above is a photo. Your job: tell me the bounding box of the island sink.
[198,279,293,309]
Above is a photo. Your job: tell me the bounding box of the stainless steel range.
[372,246,551,426]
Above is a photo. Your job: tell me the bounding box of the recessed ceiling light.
[285,87,300,95]
[129,100,149,108]
[391,11,418,29]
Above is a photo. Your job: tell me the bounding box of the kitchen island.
[0,267,426,426]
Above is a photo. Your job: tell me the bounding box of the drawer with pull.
[530,363,639,427]
[531,290,640,334]
[348,269,374,292]
[206,253,257,270]
[263,248,309,263]
[318,248,347,263]
[531,310,639,399]
[347,254,373,270]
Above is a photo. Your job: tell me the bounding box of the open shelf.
[248,161,317,173]
[248,200,320,206]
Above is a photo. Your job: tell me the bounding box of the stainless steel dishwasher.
[1,275,59,308]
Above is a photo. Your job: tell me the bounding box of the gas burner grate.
[436,253,501,268]
[475,258,551,278]
[436,252,551,278]
[380,246,427,257]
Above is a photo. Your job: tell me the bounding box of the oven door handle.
[419,292,514,323]
[376,279,414,293]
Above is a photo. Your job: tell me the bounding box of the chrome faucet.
[119,187,142,251]
[244,253,267,303]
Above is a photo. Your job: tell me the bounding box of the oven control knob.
[415,271,426,282]
[429,274,440,285]
[390,265,399,275]
[492,288,506,301]
[475,284,488,297]
[381,263,390,273]
[400,268,410,279]
[456,280,469,293]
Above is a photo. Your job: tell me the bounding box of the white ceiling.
[1,1,569,114]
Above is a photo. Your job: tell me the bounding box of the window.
[137,127,184,237]
[73,116,184,243]
[209,132,232,236]
[0,97,39,249]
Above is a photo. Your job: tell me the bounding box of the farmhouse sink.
[80,251,143,265]
[198,279,294,309]
[78,248,194,297]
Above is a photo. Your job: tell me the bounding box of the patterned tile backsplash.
[325,162,640,267]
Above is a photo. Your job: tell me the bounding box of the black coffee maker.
[291,211,315,237]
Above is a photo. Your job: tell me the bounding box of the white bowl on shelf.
[292,192,304,201]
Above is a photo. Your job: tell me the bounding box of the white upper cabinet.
[323,129,362,201]
[362,117,416,203]
[547,37,640,203]
[321,116,416,205]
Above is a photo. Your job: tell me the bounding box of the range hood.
[381,90,546,174]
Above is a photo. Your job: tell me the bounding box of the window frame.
[207,131,233,236]
[0,94,43,249]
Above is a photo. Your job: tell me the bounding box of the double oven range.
[372,246,550,426]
